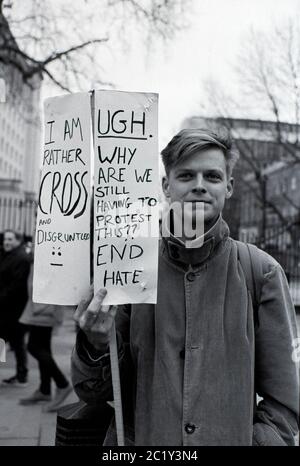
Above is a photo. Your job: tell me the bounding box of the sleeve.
[253,262,299,446]
[71,304,132,406]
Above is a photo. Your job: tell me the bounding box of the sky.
[91,0,300,148]
[39,0,300,149]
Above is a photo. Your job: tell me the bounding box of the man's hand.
[74,287,117,351]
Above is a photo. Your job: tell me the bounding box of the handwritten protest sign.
[93,90,159,305]
[33,93,91,305]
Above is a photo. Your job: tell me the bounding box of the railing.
[239,220,300,307]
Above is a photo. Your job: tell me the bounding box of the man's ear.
[225,177,234,199]
[162,176,170,199]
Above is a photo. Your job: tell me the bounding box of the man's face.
[3,232,21,252]
[162,148,233,231]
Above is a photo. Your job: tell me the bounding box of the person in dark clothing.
[0,230,31,386]
[19,264,72,410]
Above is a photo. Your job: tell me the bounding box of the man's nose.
[192,174,207,193]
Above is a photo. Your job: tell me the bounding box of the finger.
[101,304,110,314]
[91,306,117,339]
[94,305,117,329]
[87,288,108,312]
[73,285,94,322]
[74,285,93,321]
[79,289,108,331]
[79,308,98,330]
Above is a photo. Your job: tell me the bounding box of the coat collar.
[162,216,229,266]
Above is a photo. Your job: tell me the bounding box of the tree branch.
[40,38,108,68]
[42,67,71,92]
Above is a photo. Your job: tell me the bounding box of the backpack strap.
[236,240,264,325]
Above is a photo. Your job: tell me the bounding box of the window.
[291,177,297,191]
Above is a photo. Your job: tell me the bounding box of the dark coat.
[19,264,64,328]
[71,220,299,446]
[0,245,31,328]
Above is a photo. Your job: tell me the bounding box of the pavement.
[0,309,299,446]
[0,309,78,446]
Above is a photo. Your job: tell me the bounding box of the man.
[0,230,31,386]
[71,129,299,446]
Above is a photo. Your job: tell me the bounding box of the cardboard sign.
[93,90,159,305]
[33,93,91,305]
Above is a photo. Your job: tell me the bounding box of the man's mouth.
[186,200,211,204]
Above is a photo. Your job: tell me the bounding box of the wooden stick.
[91,90,124,445]
[109,320,125,446]
[90,90,124,445]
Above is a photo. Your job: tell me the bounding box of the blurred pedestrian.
[0,230,31,386]
[19,263,72,411]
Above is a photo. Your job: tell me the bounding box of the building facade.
[182,116,300,237]
[0,56,42,236]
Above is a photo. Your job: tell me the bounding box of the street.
[0,309,78,446]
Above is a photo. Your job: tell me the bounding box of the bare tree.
[201,18,300,249]
[0,0,189,92]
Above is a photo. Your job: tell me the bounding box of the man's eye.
[206,173,222,180]
[178,173,193,180]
